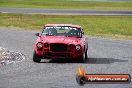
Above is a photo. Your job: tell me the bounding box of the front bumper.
[43,52,80,59]
[35,43,83,59]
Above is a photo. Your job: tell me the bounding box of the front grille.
[50,43,67,52]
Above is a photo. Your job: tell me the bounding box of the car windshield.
[42,26,82,38]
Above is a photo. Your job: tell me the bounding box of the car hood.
[41,36,81,44]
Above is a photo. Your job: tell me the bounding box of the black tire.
[33,51,41,63]
[77,53,86,63]
[85,49,88,60]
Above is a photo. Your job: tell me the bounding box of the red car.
[33,24,88,63]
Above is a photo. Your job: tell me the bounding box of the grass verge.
[0,13,132,39]
[0,0,132,10]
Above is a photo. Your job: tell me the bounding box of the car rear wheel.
[33,51,41,63]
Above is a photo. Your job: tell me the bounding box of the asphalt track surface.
[0,7,132,15]
[0,28,132,88]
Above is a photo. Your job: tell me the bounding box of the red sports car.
[33,24,88,63]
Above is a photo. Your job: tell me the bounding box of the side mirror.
[82,32,84,35]
[35,33,40,36]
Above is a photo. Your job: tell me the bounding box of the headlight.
[37,42,42,48]
[76,45,81,50]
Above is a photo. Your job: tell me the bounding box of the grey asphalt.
[0,7,132,15]
[0,27,132,88]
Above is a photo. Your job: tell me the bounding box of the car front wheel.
[85,49,88,60]
[77,53,86,63]
[33,51,41,63]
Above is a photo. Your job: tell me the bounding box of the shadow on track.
[39,57,128,64]
[86,58,128,64]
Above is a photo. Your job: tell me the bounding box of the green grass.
[0,0,132,10]
[0,13,132,39]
